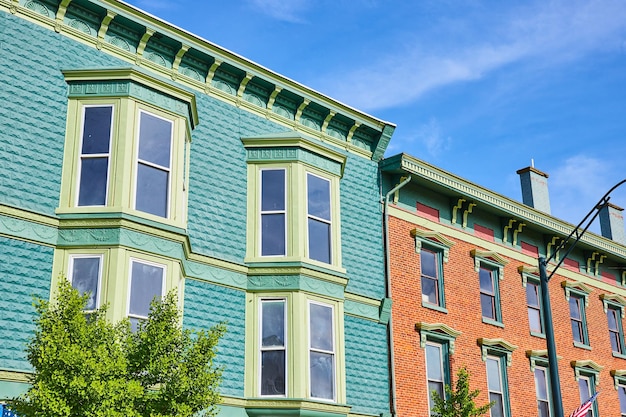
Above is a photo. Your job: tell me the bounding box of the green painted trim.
[372,124,394,162]
[344,300,379,321]
[247,274,344,299]
[378,297,392,324]
[573,341,592,350]
[57,211,187,235]
[247,262,348,281]
[185,264,248,290]
[0,213,58,245]
[62,67,198,128]
[246,147,342,177]
[422,303,448,314]
[482,318,505,328]
[244,398,350,417]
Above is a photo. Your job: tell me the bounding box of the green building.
[0,1,396,416]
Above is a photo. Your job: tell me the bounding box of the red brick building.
[381,154,626,417]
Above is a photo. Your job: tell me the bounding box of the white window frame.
[75,104,114,207]
[486,355,507,417]
[306,172,332,265]
[258,298,288,397]
[425,341,446,415]
[308,300,336,402]
[127,257,166,326]
[577,375,596,417]
[133,109,174,219]
[259,168,287,257]
[68,253,103,312]
[534,365,551,417]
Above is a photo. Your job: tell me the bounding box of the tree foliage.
[8,280,226,417]
[431,367,494,417]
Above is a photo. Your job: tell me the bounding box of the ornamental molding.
[612,369,626,390]
[571,360,604,382]
[411,228,454,263]
[416,322,462,354]
[600,294,626,316]
[471,249,508,278]
[518,265,539,287]
[344,300,379,321]
[526,349,562,372]
[0,213,58,245]
[562,280,593,305]
[478,337,518,367]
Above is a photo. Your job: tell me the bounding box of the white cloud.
[319,0,626,111]
[248,0,311,23]
[548,154,626,229]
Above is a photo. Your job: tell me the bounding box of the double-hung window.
[260,299,287,396]
[617,376,626,417]
[534,365,551,417]
[572,361,602,417]
[128,258,165,332]
[412,230,452,311]
[478,338,515,417]
[472,250,507,326]
[425,342,446,411]
[417,322,460,415]
[134,111,173,218]
[570,295,587,345]
[480,267,498,321]
[68,254,103,311]
[77,105,113,207]
[260,169,286,256]
[486,356,508,417]
[608,305,625,355]
[307,173,332,264]
[525,279,544,335]
[309,301,335,401]
[563,282,591,348]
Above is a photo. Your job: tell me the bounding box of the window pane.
[71,257,100,310]
[534,368,548,400]
[608,309,619,330]
[571,321,583,343]
[420,250,437,278]
[425,344,443,381]
[428,381,444,410]
[310,351,334,399]
[611,332,621,352]
[619,385,626,413]
[489,393,504,417]
[78,157,108,206]
[421,276,438,305]
[481,293,495,319]
[129,261,163,317]
[569,297,582,319]
[528,308,542,333]
[261,214,285,256]
[308,218,331,264]
[538,401,550,417]
[261,170,285,211]
[526,283,539,306]
[578,378,591,402]
[136,163,168,217]
[479,268,494,292]
[486,358,502,391]
[82,106,112,154]
[310,303,333,351]
[307,174,330,220]
[262,301,285,347]
[261,350,285,395]
[138,112,172,167]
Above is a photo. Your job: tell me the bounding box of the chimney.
[599,203,625,244]
[517,166,551,214]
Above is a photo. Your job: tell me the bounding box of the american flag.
[569,391,599,417]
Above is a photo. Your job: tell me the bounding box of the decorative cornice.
[611,369,626,390]
[478,338,518,366]
[471,249,508,279]
[386,154,626,259]
[600,294,626,316]
[416,322,462,354]
[518,266,540,287]
[562,280,593,304]
[571,360,604,382]
[526,350,562,372]
[411,228,454,263]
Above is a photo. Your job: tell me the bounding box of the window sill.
[482,318,504,328]
[530,331,546,339]
[422,302,448,314]
[613,351,626,360]
[573,341,592,350]
[56,208,187,234]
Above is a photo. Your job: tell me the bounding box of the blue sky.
[125,0,626,230]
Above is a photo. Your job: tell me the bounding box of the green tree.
[431,367,494,417]
[8,279,226,417]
